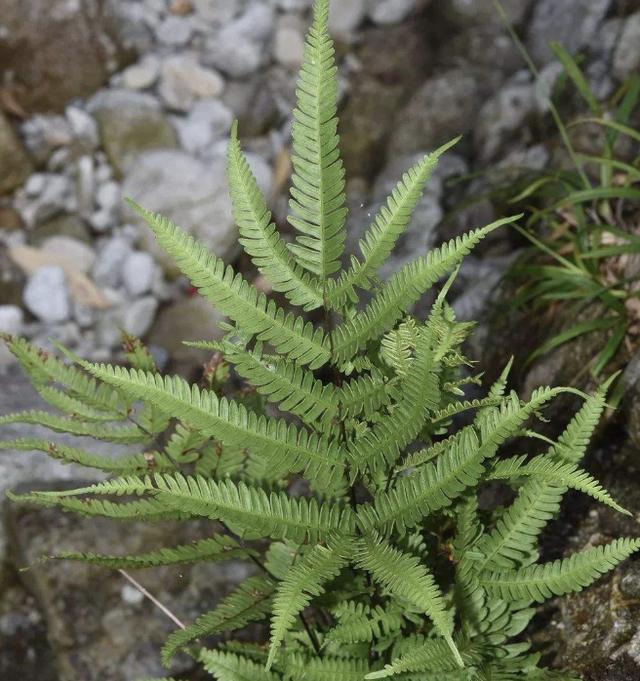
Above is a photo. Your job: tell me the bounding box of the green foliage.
[1,2,636,680]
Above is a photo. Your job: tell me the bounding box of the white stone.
[18,173,75,227]
[92,238,132,288]
[96,181,122,212]
[24,266,70,323]
[614,12,640,81]
[159,55,225,112]
[274,15,305,68]
[121,584,145,605]
[174,99,234,154]
[272,0,313,9]
[367,0,415,25]
[328,0,366,35]
[156,15,193,46]
[0,305,24,335]
[121,54,162,91]
[24,173,46,197]
[65,106,98,148]
[193,0,248,23]
[40,236,96,274]
[122,251,156,297]
[122,296,158,338]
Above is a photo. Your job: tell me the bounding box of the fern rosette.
[1,2,637,680]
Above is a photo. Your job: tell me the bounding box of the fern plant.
[2,2,638,679]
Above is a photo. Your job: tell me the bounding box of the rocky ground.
[1,0,640,679]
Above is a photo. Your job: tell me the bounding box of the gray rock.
[0,113,33,195]
[122,251,156,297]
[174,99,234,155]
[17,174,76,228]
[89,89,178,175]
[27,214,92,247]
[328,0,366,35]
[0,0,133,112]
[65,106,99,149]
[23,266,70,323]
[159,55,226,112]
[0,305,24,335]
[614,12,640,82]
[121,54,162,91]
[122,150,240,274]
[91,238,132,288]
[222,75,280,137]
[274,15,306,68]
[367,0,416,25]
[193,0,248,23]
[526,0,611,65]
[475,80,536,162]
[272,0,313,8]
[21,114,73,165]
[204,4,275,78]
[155,15,193,45]
[95,181,122,228]
[40,236,96,274]
[122,296,158,338]
[446,0,531,26]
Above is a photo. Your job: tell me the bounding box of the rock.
[149,295,225,373]
[159,55,226,112]
[222,75,280,137]
[0,0,134,113]
[613,12,640,82]
[91,238,132,288]
[39,236,96,275]
[65,106,99,150]
[23,266,70,323]
[0,113,33,195]
[475,79,536,162]
[122,251,156,297]
[17,174,76,228]
[0,305,24,335]
[21,115,73,165]
[193,0,248,23]
[526,0,611,65]
[174,99,234,155]
[5,488,250,680]
[0,248,26,308]
[445,0,531,26]
[204,4,275,78]
[0,206,23,232]
[388,68,483,158]
[28,214,92,247]
[123,150,240,274]
[122,296,158,338]
[121,54,162,91]
[95,181,122,228]
[367,0,416,25]
[328,0,366,34]
[274,15,306,68]
[155,15,193,46]
[89,90,178,176]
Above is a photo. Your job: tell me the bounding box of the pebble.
[0,305,24,335]
[122,251,156,297]
[92,238,132,288]
[96,181,122,214]
[155,15,193,46]
[65,106,99,148]
[159,55,225,112]
[614,12,640,81]
[367,0,415,24]
[328,0,366,35]
[24,266,70,323]
[174,99,234,154]
[121,54,162,91]
[193,0,248,24]
[274,15,306,68]
[18,174,76,228]
[40,235,96,274]
[122,296,158,338]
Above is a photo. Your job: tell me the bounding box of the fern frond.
[0,438,171,474]
[34,386,120,422]
[328,138,460,306]
[355,535,462,667]
[331,217,520,362]
[267,535,351,668]
[287,0,346,279]
[282,653,371,681]
[327,601,405,644]
[480,538,640,602]
[200,648,281,681]
[163,576,275,664]
[80,364,345,492]
[127,203,330,369]
[228,122,323,311]
[53,535,255,570]
[0,410,148,444]
[337,371,395,419]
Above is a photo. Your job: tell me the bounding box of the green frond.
[380,318,418,375]
[480,538,640,603]
[267,535,351,668]
[0,438,172,474]
[359,428,483,534]
[355,535,462,667]
[163,576,275,664]
[121,331,158,372]
[287,0,346,279]
[80,363,345,493]
[331,217,520,362]
[228,122,323,310]
[329,138,460,306]
[222,341,338,425]
[365,637,469,679]
[127,203,330,369]
[52,535,255,570]
[34,386,120,422]
[487,455,629,514]
[0,410,148,444]
[200,648,281,681]
[327,601,405,644]
[337,371,395,419]
[281,653,371,681]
